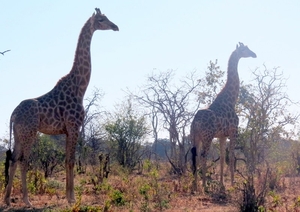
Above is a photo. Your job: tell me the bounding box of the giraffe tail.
[191,147,197,174]
[8,114,15,150]
[190,122,197,175]
[4,116,14,187]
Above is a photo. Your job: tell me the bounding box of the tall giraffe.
[4,8,118,206]
[190,43,256,192]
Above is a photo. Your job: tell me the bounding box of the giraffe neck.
[210,50,241,108]
[224,51,240,103]
[68,17,94,98]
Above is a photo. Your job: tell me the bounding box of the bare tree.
[150,107,160,162]
[133,69,201,174]
[77,87,105,173]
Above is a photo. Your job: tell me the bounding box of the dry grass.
[0,162,300,212]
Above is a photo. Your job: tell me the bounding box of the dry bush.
[3,160,300,212]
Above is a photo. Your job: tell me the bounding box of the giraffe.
[4,8,118,207]
[190,43,256,192]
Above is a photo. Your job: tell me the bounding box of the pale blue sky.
[1,1,300,139]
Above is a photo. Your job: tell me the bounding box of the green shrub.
[110,189,126,206]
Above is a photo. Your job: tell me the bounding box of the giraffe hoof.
[191,190,197,195]
[23,199,33,208]
[68,198,76,204]
[4,197,11,206]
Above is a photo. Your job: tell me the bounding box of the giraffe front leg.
[66,160,75,203]
[219,137,226,186]
[66,134,77,204]
[229,131,237,186]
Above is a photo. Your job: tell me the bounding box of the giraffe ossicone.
[4,8,118,207]
[190,42,256,192]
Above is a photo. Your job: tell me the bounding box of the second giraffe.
[190,42,256,192]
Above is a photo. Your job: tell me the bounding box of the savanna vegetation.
[0,62,299,212]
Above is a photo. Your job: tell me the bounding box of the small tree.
[30,134,65,178]
[197,60,225,105]
[105,97,149,170]
[237,66,299,172]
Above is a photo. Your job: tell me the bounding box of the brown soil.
[1,167,300,212]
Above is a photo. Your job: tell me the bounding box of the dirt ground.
[0,193,236,212]
[1,169,300,212]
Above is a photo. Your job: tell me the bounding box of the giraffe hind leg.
[200,137,213,191]
[4,150,18,206]
[4,149,12,187]
[20,157,32,207]
[191,147,198,193]
[19,134,38,207]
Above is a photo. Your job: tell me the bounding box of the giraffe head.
[91,8,119,32]
[236,42,257,58]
